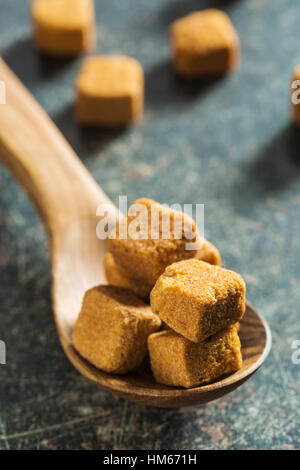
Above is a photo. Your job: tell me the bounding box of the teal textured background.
[0,0,300,449]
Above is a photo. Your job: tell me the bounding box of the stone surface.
[0,0,300,450]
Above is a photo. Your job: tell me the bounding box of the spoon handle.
[0,59,116,237]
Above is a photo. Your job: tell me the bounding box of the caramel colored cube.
[151,259,245,342]
[72,285,161,374]
[75,55,144,126]
[195,240,221,266]
[148,325,242,388]
[31,0,95,56]
[104,253,152,301]
[169,9,240,78]
[291,65,300,126]
[108,198,201,286]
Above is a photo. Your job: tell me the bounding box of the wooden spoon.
[0,59,271,407]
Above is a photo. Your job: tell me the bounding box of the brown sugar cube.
[169,9,240,78]
[31,0,95,56]
[72,285,161,374]
[148,325,242,388]
[151,259,245,343]
[104,253,152,301]
[291,65,300,126]
[108,198,201,286]
[75,55,144,126]
[195,239,221,266]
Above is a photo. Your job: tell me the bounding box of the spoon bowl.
[0,59,271,407]
[65,300,271,407]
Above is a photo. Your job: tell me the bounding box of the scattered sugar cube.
[169,9,240,78]
[31,0,95,56]
[75,55,144,126]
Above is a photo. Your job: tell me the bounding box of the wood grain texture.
[0,59,271,408]
[0,58,119,337]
